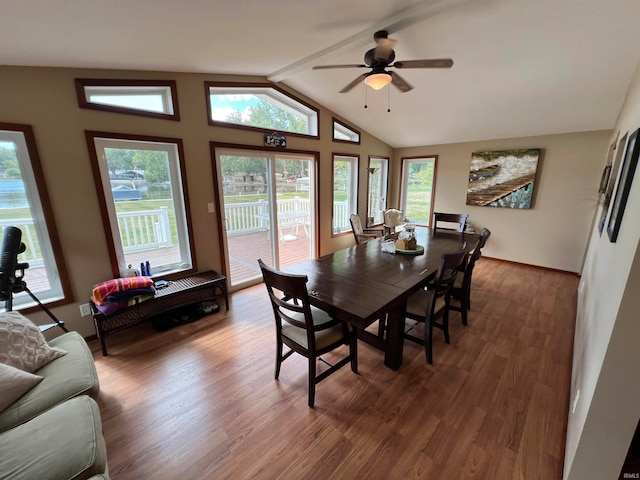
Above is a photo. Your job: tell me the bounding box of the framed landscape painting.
[466,149,540,209]
[607,128,640,243]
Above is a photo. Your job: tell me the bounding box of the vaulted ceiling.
[2,0,640,147]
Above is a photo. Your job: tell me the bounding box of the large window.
[206,82,319,137]
[367,156,389,226]
[0,123,70,310]
[75,79,180,120]
[86,132,195,278]
[332,154,358,235]
[400,156,437,226]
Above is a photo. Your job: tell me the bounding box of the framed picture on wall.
[607,127,640,242]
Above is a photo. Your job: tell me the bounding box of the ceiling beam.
[267,0,470,83]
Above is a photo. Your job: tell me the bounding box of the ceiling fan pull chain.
[387,86,391,112]
[364,84,368,109]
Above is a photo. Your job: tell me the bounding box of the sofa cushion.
[0,363,43,413]
[0,331,100,433]
[0,395,108,480]
[0,311,66,372]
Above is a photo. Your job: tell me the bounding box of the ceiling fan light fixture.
[365,72,392,90]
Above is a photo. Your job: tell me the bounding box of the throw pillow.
[0,362,43,412]
[0,311,67,373]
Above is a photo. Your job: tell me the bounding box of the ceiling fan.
[312,30,453,93]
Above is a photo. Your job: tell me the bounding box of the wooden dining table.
[285,227,479,370]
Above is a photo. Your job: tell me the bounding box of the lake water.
[0,180,28,209]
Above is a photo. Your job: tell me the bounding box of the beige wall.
[564,62,640,479]
[395,131,611,273]
[0,66,392,336]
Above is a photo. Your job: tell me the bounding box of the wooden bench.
[91,270,228,356]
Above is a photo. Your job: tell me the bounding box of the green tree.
[5,167,21,178]
[105,148,135,176]
[225,99,307,134]
[247,101,307,133]
[0,146,20,178]
[132,150,169,183]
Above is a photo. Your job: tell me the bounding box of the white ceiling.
[2,0,640,148]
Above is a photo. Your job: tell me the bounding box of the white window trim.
[368,156,389,225]
[400,156,437,227]
[0,128,66,309]
[207,83,319,137]
[84,86,174,115]
[333,118,361,144]
[332,154,359,235]
[75,79,180,121]
[91,135,194,277]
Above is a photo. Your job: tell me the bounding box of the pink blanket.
[91,276,154,305]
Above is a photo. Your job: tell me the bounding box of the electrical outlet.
[79,303,92,317]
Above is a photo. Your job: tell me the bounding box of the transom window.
[332,154,359,235]
[86,132,195,278]
[333,118,361,144]
[206,82,319,137]
[75,79,180,120]
[0,123,71,310]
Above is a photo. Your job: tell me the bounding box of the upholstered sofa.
[0,312,108,480]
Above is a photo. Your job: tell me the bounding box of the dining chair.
[449,227,491,325]
[383,208,405,235]
[258,259,358,407]
[433,212,470,233]
[404,250,467,364]
[349,213,383,244]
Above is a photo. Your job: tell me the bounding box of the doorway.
[213,146,316,290]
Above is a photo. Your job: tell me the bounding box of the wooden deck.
[226,230,312,286]
[18,229,312,303]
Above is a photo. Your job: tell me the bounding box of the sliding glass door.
[213,147,315,289]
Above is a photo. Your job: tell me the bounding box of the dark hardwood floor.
[89,258,578,479]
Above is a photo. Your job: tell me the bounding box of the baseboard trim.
[482,255,580,277]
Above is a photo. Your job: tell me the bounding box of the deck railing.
[1,199,352,264]
[226,197,315,236]
[0,207,173,265]
[0,219,45,267]
[116,207,172,252]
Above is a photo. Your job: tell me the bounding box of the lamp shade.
[365,73,392,90]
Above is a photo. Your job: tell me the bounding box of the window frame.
[0,122,72,311]
[75,79,180,121]
[85,131,196,279]
[331,153,359,236]
[205,81,319,139]
[366,156,389,226]
[400,155,438,227]
[332,117,361,144]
